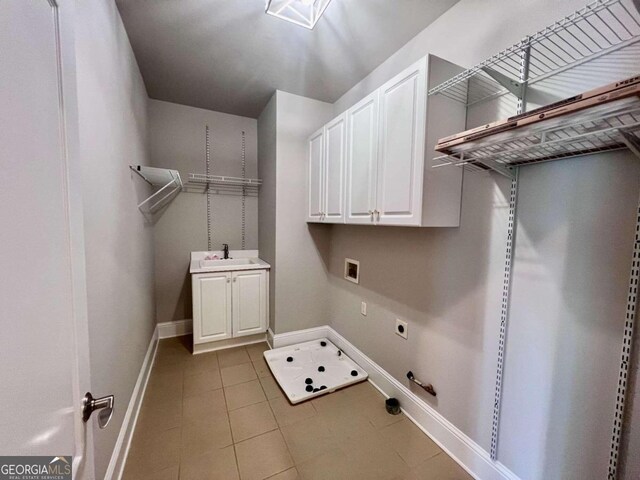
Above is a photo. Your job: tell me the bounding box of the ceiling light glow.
[265,0,333,29]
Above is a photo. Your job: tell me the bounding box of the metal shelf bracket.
[620,129,640,159]
[480,67,525,100]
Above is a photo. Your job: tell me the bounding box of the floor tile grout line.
[132,341,456,479]
[218,371,243,480]
[260,388,304,473]
[257,369,298,473]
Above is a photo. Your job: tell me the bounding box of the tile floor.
[123,337,472,480]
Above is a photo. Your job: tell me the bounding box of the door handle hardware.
[82,392,114,429]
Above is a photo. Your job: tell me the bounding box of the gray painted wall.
[258,94,278,330]
[148,99,258,325]
[258,91,333,334]
[324,0,640,478]
[75,1,155,477]
[274,92,333,333]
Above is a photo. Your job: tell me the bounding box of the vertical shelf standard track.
[206,125,213,251]
[490,171,520,461]
[241,131,247,250]
[608,190,640,479]
[489,37,531,461]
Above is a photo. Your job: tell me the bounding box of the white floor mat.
[263,338,368,404]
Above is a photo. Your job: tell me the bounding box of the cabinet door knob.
[227,277,231,283]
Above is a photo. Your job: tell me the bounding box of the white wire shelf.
[428,0,640,106]
[433,96,640,176]
[188,173,262,188]
[130,165,183,213]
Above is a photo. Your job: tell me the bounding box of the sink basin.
[190,251,269,274]
[199,258,255,268]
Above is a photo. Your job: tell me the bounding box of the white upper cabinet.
[376,59,426,226]
[307,128,324,222]
[307,54,465,227]
[346,91,379,224]
[324,114,346,223]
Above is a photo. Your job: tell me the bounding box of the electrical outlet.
[361,302,367,316]
[395,319,408,339]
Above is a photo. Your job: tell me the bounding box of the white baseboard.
[157,319,192,339]
[105,328,159,480]
[193,334,267,354]
[271,325,519,480]
[270,325,330,348]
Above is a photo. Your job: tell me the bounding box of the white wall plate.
[344,258,360,284]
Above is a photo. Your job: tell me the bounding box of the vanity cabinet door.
[307,127,325,222]
[376,58,426,226]
[346,91,379,224]
[232,270,268,337]
[192,272,232,343]
[323,114,346,223]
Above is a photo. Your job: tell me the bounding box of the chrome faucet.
[222,243,230,259]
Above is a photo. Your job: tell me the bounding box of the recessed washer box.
[263,339,368,404]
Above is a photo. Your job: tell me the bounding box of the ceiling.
[116,0,459,118]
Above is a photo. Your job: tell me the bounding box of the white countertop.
[189,250,270,274]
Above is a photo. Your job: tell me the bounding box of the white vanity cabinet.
[308,54,466,227]
[306,113,347,223]
[192,268,268,345]
[232,269,268,337]
[192,271,232,343]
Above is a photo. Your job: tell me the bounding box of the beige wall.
[75,0,155,477]
[324,0,640,478]
[258,94,278,330]
[258,91,333,334]
[274,91,334,333]
[148,99,258,324]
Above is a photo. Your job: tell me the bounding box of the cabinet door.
[323,114,346,223]
[192,272,232,344]
[232,270,267,337]
[346,91,379,224]
[376,58,426,226]
[307,127,325,222]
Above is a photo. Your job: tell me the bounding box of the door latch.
[82,392,114,429]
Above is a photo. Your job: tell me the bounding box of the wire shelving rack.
[129,165,183,214]
[428,0,640,107]
[434,97,640,176]
[426,1,640,477]
[187,173,262,197]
